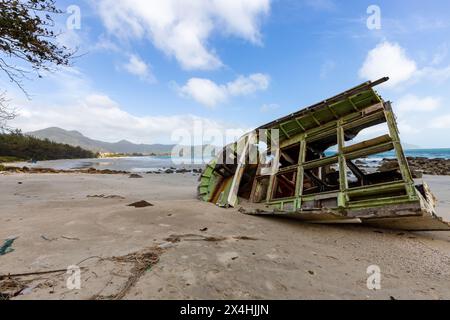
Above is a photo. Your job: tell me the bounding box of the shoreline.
[2,156,450,176]
[0,166,203,176]
[1,155,207,174]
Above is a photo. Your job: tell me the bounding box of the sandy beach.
[1,172,449,300]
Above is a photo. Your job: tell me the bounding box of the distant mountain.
[27,127,422,155]
[27,127,176,154]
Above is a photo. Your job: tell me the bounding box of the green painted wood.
[337,122,349,208]
[217,177,234,207]
[295,140,306,209]
[347,195,414,209]
[266,147,280,204]
[303,156,339,170]
[262,88,384,143]
[199,78,427,217]
[384,102,417,200]
[342,134,392,154]
[197,160,218,202]
[344,142,394,161]
[347,181,406,195]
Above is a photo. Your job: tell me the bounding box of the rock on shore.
[0,166,203,175]
[379,157,450,176]
[0,166,129,175]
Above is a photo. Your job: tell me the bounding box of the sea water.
[7,149,450,173]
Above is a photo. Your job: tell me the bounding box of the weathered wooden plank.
[342,134,392,154]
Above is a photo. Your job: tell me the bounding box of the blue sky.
[5,0,450,147]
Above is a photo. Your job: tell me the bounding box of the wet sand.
[0,173,449,300]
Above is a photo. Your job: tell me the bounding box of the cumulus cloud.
[227,74,270,95]
[359,41,450,88]
[359,42,417,88]
[123,54,155,82]
[10,93,244,145]
[3,67,248,145]
[95,0,270,70]
[179,78,228,108]
[179,73,270,107]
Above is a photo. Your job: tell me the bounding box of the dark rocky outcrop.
[0,166,129,175]
[379,157,450,176]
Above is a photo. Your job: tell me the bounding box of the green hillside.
[0,131,97,162]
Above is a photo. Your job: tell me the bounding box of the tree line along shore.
[0,131,97,164]
[0,132,175,165]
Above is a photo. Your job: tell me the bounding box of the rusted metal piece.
[198,78,450,231]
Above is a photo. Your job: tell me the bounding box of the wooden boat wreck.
[198,78,450,231]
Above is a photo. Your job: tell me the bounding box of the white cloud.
[10,93,244,145]
[431,44,448,65]
[359,41,450,88]
[180,78,228,108]
[394,94,441,115]
[389,95,442,136]
[95,0,270,70]
[416,65,450,83]
[430,114,450,129]
[57,29,82,49]
[5,67,247,145]
[398,121,421,135]
[179,73,270,107]
[359,42,417,88]
[227,73,270,95]
[123,54,155,82]
[93,35,121,53]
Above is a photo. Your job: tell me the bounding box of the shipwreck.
[198,77,450,231]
